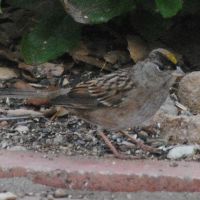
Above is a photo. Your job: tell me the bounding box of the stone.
[167,145,200,160]
[150,94,200,145]
[126,193,132,199]
[154,114,200,144]
[147,96,178,126]
[15,125,29,134]
[54,189,68,198]
[53,134,64,145]
[178,72,200,113]
[0,192,17,200]
[9,146,27,151]
[158,96,178,115]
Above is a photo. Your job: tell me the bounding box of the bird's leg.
[141,125,157,136]
[98,131,131,159]
[119,130,161,154]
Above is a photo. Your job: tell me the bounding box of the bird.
[0,48,185,158]
[51,48,184,128]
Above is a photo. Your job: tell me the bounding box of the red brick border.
[0,150,199,192]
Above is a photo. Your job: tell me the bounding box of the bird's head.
[148,48,185,77]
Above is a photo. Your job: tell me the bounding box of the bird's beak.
[172,66,185,77]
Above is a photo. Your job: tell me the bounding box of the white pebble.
[54,189,68,198]
[15,125,29,134]
[9,146,27,151]
[0,192,17,200]
[167,145,200,160]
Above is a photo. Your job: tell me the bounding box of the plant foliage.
[7,0,187,64]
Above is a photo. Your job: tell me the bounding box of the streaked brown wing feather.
[51,70,135,109]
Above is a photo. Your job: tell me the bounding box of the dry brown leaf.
[21,71,38,82]
[70,41,90,57]
[103,50,130,65]
[13,80,34,90]
[42,106,69,119]
[0,46,19,62]
[71,41,130,70]
[12,81,52,106]
[127,35,149,62]
[0,66,19,80]
[0,121,8,128]
[63,62,74,71]
[51,106,69,120]
[19,62,64,79]
[25,98,50,106]
[73,54,112,70]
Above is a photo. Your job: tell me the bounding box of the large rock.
[154,114,200,144]
[157,96,178,116]
[150,96,200,144]
[178,72,200,113]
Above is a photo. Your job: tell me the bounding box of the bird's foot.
[119,130,162,154]
[98,131,136,159]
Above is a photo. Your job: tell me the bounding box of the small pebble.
[47,194,54,200]
[1,141,8,149]
[54,189,68,198]
[53,135,64,145]
[0,192,17,200]
[169,162,178,167]
[138,130,148,139]
[167,145,200,160]
[8,146,27,151]
[15,125,29,134]
[116,138,122,143]
[62,78,69,86]
[0,121,8,128]
[126,193,132,199]
[121,141,135,147]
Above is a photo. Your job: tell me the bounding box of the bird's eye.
[156,65,164,72]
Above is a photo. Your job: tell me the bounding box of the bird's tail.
[0,88,70,99]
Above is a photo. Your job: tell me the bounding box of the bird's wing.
[51,69,136,109]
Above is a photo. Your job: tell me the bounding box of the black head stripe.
[155,51,177,70]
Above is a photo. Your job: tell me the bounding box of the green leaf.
[8,0,81,64]
[61,0,136,24]
[21,14,81,64]
[155,0,183,18]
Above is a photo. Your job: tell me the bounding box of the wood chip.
[5,108,43,117]
[175,101,188,111]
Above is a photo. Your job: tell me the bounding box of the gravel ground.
[0,68,164,159]
[0,177,200,200]
[0,104,160,158]
[0,68,196,160]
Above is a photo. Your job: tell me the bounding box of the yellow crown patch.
[165,52,178,65]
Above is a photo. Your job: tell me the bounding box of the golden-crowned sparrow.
[51,48,184,128]
[0,48,184,158]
